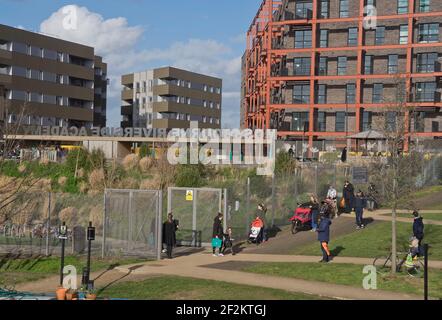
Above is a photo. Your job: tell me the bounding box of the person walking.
[343,180,355,214]
[257,203,269,242]
[212,213,224,256]
[327,185,338,218]
[354,190,367,229]
[221,227,235,256]
[412,211,424,256]
[317,212,332,263]
[308,195,320,232]
[162,213,178,259]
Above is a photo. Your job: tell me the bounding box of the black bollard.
[59,222,68,286]
[86,221,95,289]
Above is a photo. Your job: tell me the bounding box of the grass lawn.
[243,262,442,299]
[412,185,442,199]
[98,275,328,300]
[292,221,442,260]
[0,256,144,286]
[382,212,442,221]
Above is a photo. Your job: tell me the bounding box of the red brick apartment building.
[241,0,442,152]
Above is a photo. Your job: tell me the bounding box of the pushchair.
[248,218,264,244]
[289,203,312,234]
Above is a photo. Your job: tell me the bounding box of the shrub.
[175,165,204,188]
[139,157,154,173]
[122,154,140,171]
[89,169,105,190]
[59,207,78,226]
[58,176,68,186]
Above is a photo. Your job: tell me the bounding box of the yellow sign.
[186,190,194,201]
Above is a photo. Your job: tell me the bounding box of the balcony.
[121,105,133,116]
[121,89,134,101]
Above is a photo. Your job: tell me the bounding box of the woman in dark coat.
[212,213,224,256]
[163,213,178,259]
[317,213,332,263]
[343,180,355,213]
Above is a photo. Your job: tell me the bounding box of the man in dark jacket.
[212,213,224,256]
[343,180,355,213]
[412,211,424,256]
[317,213,332,263]
[354,191,367,229]
[162,213,179,259]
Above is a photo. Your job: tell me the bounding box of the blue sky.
[0,0,262,128]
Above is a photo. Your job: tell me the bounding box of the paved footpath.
[114,252,429,300]
[363,210,442,226]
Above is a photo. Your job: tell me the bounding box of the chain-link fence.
[224,154,442,239]
[167,187,224,246]
[103,189,162,259]
[0,192,103,257]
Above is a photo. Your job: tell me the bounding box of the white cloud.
[39,5,243,129]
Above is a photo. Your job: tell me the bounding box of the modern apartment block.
[243,0,442,151]
[0,24,107,129]
[121,67,222,130]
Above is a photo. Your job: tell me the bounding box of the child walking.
[221,227,236,256]
[317,212,332,263]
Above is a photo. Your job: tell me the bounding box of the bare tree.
[0,94,42,225]
[371,77,422,274]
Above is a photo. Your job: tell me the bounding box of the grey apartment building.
[243,0,442,151]
[121,67,222,130]
[0,24,107,129]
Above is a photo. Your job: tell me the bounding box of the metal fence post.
[157,190,163,261]
[192,189,197,247]
[102,190,107,259]
[46,192,51,257]
[128,190,133,251]
[246,177,251,236]
[271,174,276,227]
[223,189,228,232]
[314,165,318,196]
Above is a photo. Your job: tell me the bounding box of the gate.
[167,187,227,247]
[103,189,162,259]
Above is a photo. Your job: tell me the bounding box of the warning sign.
[186,190,194,201]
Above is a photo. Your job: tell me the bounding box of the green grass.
[0,256,144,286]
[412,185,442,199]
[98,275,328,300]
[292,221,442,260]
[382,212,442,221]
[243,262,442,299]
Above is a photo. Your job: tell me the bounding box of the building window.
[340,0,349,18]
[319,29,329,48]
[335,112,346,132]
[318,57,328,76]
[418,23,439,43]
[415,82,436,102]
[346,84,356,104]
[294,57,311,75]
[295,1,313,19]
[397,0,408,14]
[364,55,374,75]
[388,55,399,74]
[293,83,310,104]
[362,110,372,131]
[292,112,310,132]
[432,121,439,132]
[295,29,312,48]
[317,84,327,104]
[337,57,347,75]
[399,25,409,44]
[375,26,385,45]
[417,53,438,73]
[348,28,358,46]
[366,0,376,6]
[419,0,431,13]
[386,112,397,132]
[414,112,426,132]
[373,84,383,103]
[320,0,329,18]
[317,111,326,132]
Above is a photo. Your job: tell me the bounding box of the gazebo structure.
[348,130,386,155]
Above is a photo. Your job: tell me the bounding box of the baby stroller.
[248,218,264,244]
[289,203,312,234]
